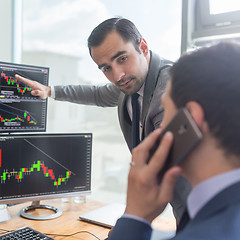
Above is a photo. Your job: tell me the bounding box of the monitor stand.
[20,201,62,220]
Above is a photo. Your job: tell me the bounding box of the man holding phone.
[108,41,240,240]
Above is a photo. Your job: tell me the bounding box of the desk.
[0,198,109,240]
[0,198,176,239]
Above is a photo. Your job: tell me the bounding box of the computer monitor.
[0,61,48,133]
[0,133,92,220]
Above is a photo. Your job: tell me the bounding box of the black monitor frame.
[0,133,92,219]
[0,61,49,133]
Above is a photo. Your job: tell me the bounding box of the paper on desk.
[0,208,11,222]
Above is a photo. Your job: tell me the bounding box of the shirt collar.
[187,168,240,219]
[137,82,145,98]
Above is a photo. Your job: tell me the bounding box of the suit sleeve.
[54,83,121,107]
[108,217,152,240]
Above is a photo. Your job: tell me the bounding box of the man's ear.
[139,38,148,55]
[185,101,204,128]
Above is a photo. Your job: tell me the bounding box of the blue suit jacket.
[109,181,240,240]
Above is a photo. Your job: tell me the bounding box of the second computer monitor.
[0,61,49,133]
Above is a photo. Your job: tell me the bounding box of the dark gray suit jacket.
[108,181,240,240]
[54,51,190,219]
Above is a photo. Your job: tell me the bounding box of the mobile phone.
[148,107,203,182]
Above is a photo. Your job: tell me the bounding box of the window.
[195,0,240,37]
[182,0,240,52]
[2,0,182,206]
[198,0,240,25]
[209,0,240,15]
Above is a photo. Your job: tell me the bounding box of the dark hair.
[170,41,240,157]
[87,18,142,56]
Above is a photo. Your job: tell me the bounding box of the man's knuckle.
[139,174,149,187]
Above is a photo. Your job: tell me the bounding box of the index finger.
[15,74,35,88]
[146,131,173,177]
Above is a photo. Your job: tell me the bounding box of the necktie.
[131,93,140,149]
[177,209,190,232]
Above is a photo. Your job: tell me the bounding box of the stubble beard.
[116,76,144,95]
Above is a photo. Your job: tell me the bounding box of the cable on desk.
[46,230,101,239]
[0,229,12,234]
[0,228,101,240]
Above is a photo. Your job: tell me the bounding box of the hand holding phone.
[148,108,203,182]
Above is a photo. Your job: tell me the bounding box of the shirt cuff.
[50,86,55,99]
[122,213,152,227]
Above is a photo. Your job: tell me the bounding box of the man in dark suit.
[16,18,189,221]
[107,41,240,240]
[16,17,172,151]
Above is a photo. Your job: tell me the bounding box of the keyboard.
[0,227,54,240]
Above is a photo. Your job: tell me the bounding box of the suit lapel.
[141,52,161,125]
[118,92,132,149]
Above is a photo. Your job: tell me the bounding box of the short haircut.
[87,17,142,56]
[170,41,240,157]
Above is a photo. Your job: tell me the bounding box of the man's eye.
[102,66,111,73]
[119,56,127,62]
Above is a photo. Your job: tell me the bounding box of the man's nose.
[112,67,125,83]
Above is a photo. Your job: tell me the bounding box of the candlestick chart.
[1,160,72,187]
[0,61,48,132]
[0,134,92,201]
[0,100,46,131]
[0,72,33,97]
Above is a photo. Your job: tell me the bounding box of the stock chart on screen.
[0,62,48,132]
[0,134,92,202]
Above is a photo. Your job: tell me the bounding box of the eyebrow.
[111,51,127,62]
[98,50,127,69]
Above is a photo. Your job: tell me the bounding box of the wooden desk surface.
[0,198,176,239]
[0,198,109,240]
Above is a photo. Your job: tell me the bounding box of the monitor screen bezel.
[0,133,92,205]
[0,61,49,133]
